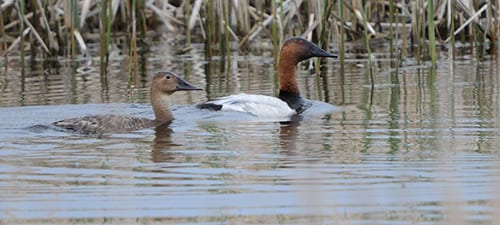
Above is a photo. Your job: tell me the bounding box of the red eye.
[297,40,304,45]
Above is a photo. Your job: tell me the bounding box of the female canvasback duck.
[53,71,201,135]
[197,37,337,119]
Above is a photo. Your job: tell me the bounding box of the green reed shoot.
[205,0,215,58]
[361,3,374,90]
[222,0,230,59]
[0,3,7,70]
[17,0,25,74]
[448,0,455,61]
[319,0,333,51]
[400,0,407,57]
[128,0,138,81]
[184,0,192,47]
[427,0,437,66]
[99,0,112,74]
[388,0,395,63]
[338,0,345,71]
[271,0,279,69]
[70,0,79,59]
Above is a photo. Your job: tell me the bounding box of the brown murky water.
[1,41,500,224]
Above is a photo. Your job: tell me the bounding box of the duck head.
[280,37,338,64]
[152,71,202,95]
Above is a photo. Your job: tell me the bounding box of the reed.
[128,0,138,82]
[0,0,499,71]
[400,0,408,57]
[184,0,192,47]
[0,2,7,71]
[99,0,112,75]
[337,0,345,71]
[205,0,216,58]
[16,0,25,74]
[360,1,374,90]
[388,0,395,61]
[427,0,437,66]
[271,0,279,72]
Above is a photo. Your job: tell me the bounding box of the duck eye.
[165,75,172,80]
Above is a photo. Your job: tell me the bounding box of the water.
[1,41,500,224]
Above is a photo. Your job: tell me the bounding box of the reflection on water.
[1,42,500,224]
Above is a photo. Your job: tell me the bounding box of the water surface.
[1,41,500,224]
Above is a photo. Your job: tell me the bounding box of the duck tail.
[196,103,223,111]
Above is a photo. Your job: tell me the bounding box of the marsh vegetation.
[0,0,498,74]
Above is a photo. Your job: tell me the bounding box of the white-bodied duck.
[197,37,337,119]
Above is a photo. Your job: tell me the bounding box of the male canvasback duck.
[53,71,201,135]
[197,37,337,119]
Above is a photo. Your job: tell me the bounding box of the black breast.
[278,91,311,114]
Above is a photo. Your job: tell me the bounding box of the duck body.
[53,114,157,135]
[197,36,337,119]
[53,71,201,135]
[199,93,296,119]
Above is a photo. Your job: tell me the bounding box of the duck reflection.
[279,121,300,155]
[151,123,176,162]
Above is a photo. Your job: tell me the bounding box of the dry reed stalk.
[188,0,203,30]
[239,0,297,47]
[19,10,50,53]
[444,3,489,43]
[233,0,250,34]
[79,0,91,29]
[145,2,179,32]
[1,0,15,9]
[344,0,377,35]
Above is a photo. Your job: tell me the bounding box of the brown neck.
[278,54,299,94]
[150,89,174,124]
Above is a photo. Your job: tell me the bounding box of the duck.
[197,37,337,119]
[53,71,202,135]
